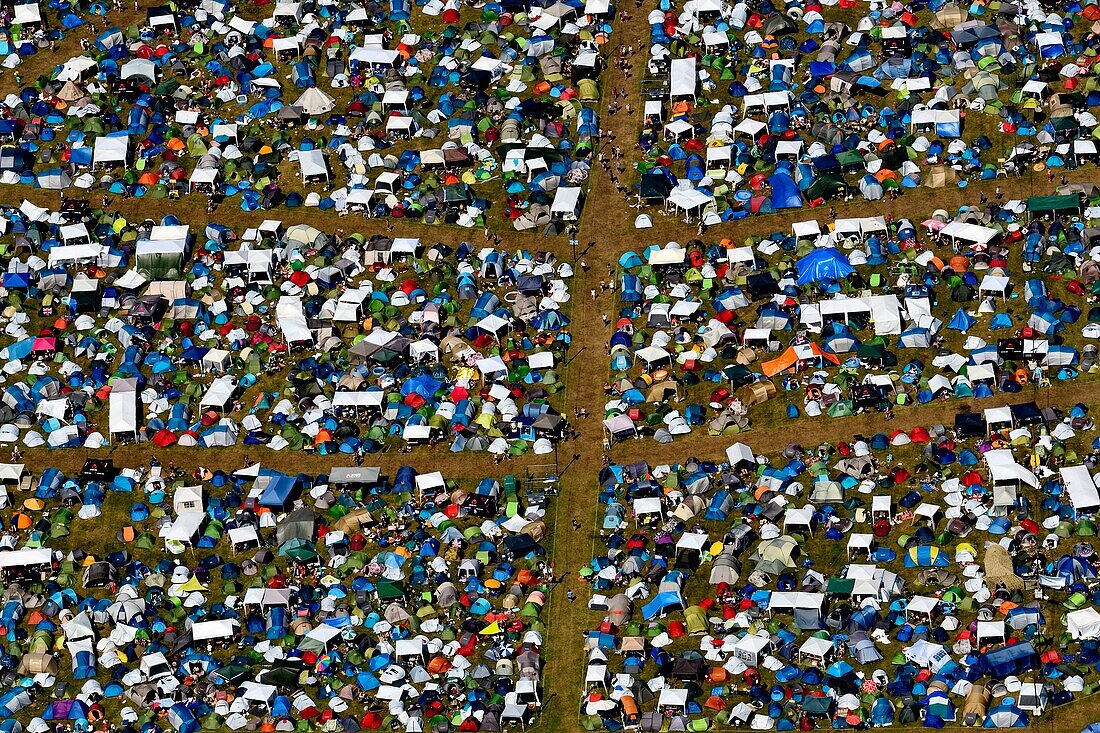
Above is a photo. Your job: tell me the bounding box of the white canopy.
[550,187,582,219]
[940,220,998,246]
[108,377,139,438]
[1061,465,1100,513]
[276,296,313,345]
[669,57,697,100]
[1068,607,1100,640]
[0,548,51,568]
[93,136,129,167]
[12,3,41,24]
[985,448,1038,489]
[298,149,329,181]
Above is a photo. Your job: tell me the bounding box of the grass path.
[2,7,1100,732]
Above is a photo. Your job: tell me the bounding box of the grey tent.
[849,634,883,663]
[275,507,316,544]
[709,546,741,584]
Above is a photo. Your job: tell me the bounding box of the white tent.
[173,485,203,514]
[189,167,221,190]
[657,688,689,712]
[295,87,336,115]
[906,596,940,623]
[200,376,238,412]
[333,391,385,412]
[414,471,445,498]
[726,442,755,467]
[120,58,156,82]
[978,275,1011,300]
[349,47,401,67]
[732,633,770,665]
[108,377,139,441]
[12,3,42,25]
[190,619,239,641]
[0,548,51,572]
[201,348,231,374]
[798,636,833,663]
[163,512,205,545]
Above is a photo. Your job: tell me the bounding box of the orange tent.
[761,343,840,378]
[427,656,452,674]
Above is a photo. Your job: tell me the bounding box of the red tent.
[908,426,931,443]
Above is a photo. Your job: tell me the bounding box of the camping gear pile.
[580,412,1100,731]
[0,200,571,454]
[0,0,612,228]
[604,190,1099,443]
[634,0,1100,224]
[0,460,551,731]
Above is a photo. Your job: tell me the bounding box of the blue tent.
[642,590,684,620]
[168,703,200,733]
[948,308,976,332]
[768,172,803,210]
[258,474,297,509]
[974,643,1037,678]
[1055,555,1096,583]
[796,247,854,285]
[905,546,949,567]
[984,702,1028,728]
[871,697,895,726]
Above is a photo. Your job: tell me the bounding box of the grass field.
[4,3,1100,732]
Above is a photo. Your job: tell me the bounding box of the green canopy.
[1026,194,1080,214]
